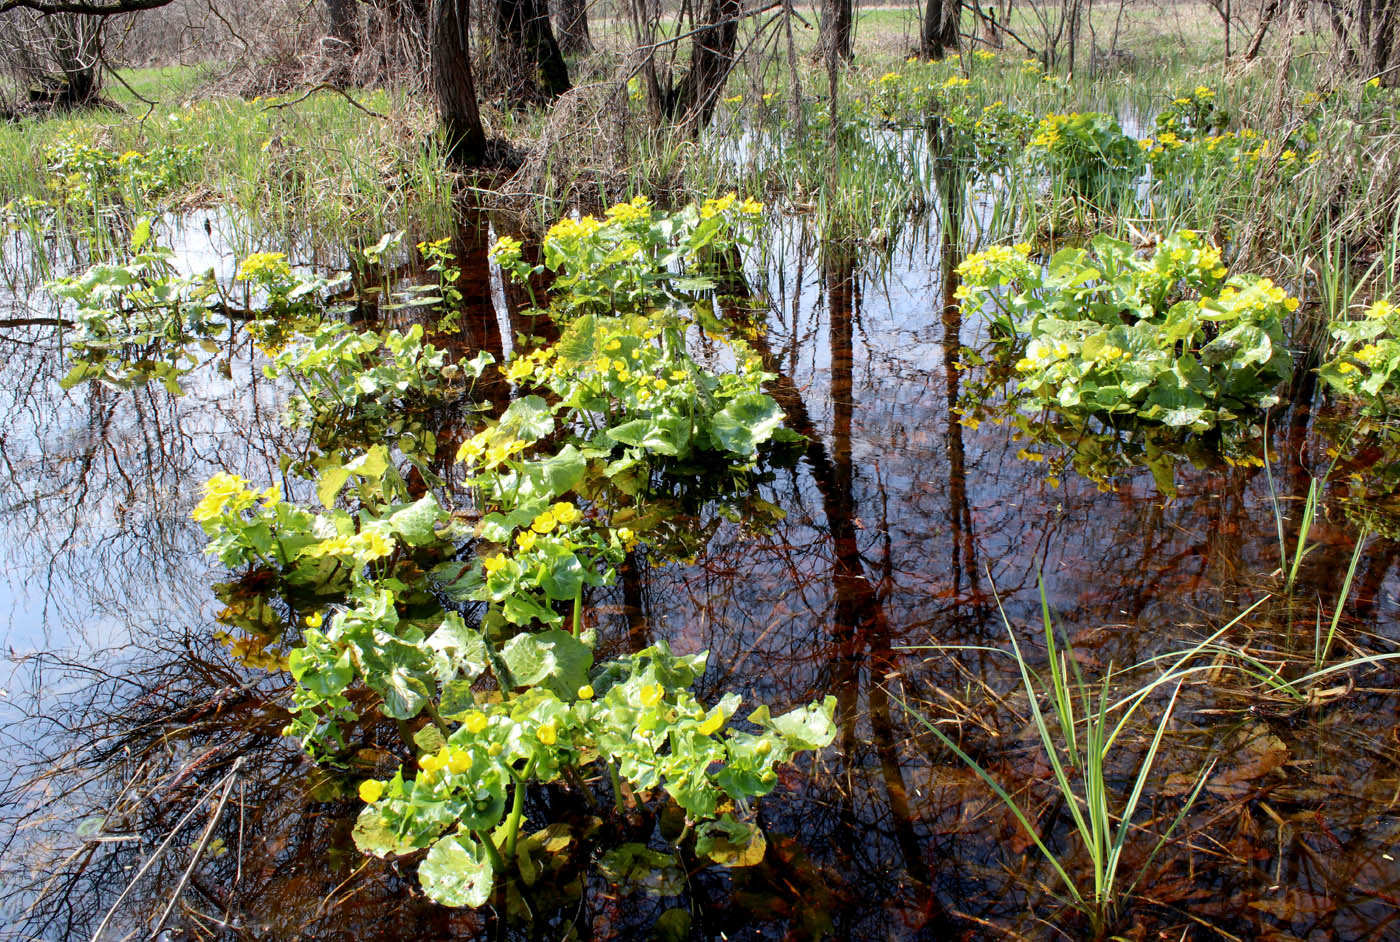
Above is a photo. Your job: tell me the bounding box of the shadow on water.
[5,186,1400,941]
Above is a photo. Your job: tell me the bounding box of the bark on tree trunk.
[820,0,852,63]
[920,0,960,59]
[429,0,487,165]
[672,0,740,136]
[554,0,591,53]
[327,0,361,52]
[495,0,572,101]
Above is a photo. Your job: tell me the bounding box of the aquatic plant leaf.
[358,633,434,719]
[597,843,685,896]
[708,393,782,455]
[520,445,586,500]
[499,633,558,687]
[606,417,687,456]
[500,395,554,442]
[419,832,495,908]
[749,695,837,749]
[695,815,767,867]
[388,495,443,545]
[536,629,594,698]
[428,612,488,683]
[413,723,446,754]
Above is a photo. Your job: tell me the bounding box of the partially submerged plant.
[957,231,1296,431]
[1318,298,1400,410]
[155,197,836,910]
[902,583,1217,940]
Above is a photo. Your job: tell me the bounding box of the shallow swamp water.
[2,203,1400,942]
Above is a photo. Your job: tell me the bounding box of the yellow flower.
[700,192,737,219]
[489,235,522,262]
[305,611,324,628]
[531,509,558,534]
[639,683,664,707]
[1367,77,1381,88]
[605,199,650,224]
[1338,361,1358,374]
[551,501,581,525]
[236,251,290,282]
[463,711,489,734]
[191,472,251,522]
[697,710,724,735]
[482,555,507,575]
[1357,343,1382,365]
[358,779,385,803]
[577,684,594,700]
[537,721,558,745]
[1284,296,1300,312]
[447,749,471,774]
[516,530,537,552]
[738,197,763,215]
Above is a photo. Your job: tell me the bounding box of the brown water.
[3,207,1400,941]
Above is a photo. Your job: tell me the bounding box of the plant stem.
[504,756,538,862]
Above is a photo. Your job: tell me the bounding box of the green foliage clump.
[1318,298,1400,410]
[174,196,835,910]
[957,232,1296,431]
[1154,85,1227,139]
[1024,112,1143,197]
[46,136,200,212]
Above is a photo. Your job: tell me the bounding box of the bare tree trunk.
[327,0,361,52]
[554,0,591,53]
[820,0,852,63]
[920,0,959,58]
[672,0,740,135]
[495,0,571,101]
[1243,0,1281,61]
[429,0,486,165]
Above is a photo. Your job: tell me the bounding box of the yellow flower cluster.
[955,242,1033,283]
[236,251,291,282]
[489,235,523,263]
[605,195,653,224]
[942,75,970,90]
[302,528,394,563]
[531,501,582,534]
[191,472,258,521]
[700,192,736,219]
[546,214,605,243]
[420,745,474,781]
[1213,277,1300,315]
[457,430,529,467]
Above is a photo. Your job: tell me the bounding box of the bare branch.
[0,0,174,15]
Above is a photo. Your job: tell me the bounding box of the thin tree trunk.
[820,0,853,63]
[327,0,361,52]
[495,0,572,101]
[673,0,740,136]
[920,0,959,59]
[554,0,592,53]
[1243,0,1281,61]
[429,0,487,165]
